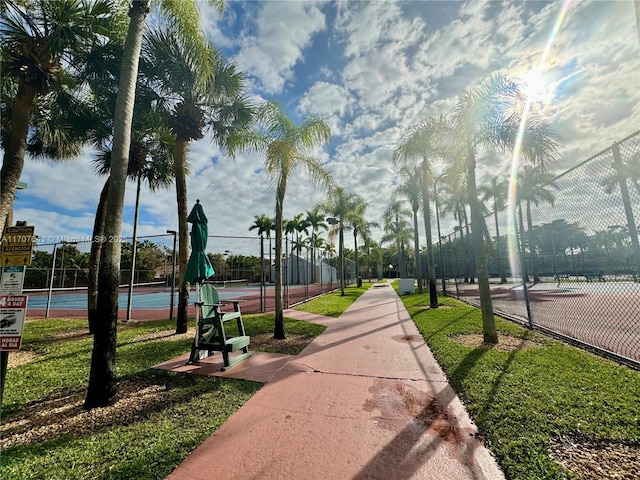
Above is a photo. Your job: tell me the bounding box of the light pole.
[167,230,177,320]
[327,217,344,296]
[46,241,77,319]
[224,250,232,282]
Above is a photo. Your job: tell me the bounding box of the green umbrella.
[185,199,215,284]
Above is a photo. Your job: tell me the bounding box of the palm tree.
[479,176,508,283]
[141,27,255,334]
[88,131,174,331]
[517,165,557,283]
[440,170,475,283]
[306,204,328,283]
[449,74,558,343]
[393,167,424,293]
[290,212,309,284]
[86,0,221,409]
[250,101,332,338]
[393,116,449,307]
[365,238,383,280]
[0,0,117,234]
[382,200,412,278]
[326,186,357,296]
[352,214,379,285]
[602,148,640,280]
[381,216,413,278]
[249,214,275,284]
[344,193,369,288]
[82,37,175,332]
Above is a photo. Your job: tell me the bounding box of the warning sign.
[1,266,25,294]
[0,294,27,351]
[1,226,35,266]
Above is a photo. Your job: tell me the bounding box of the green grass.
[399,291,640,480]
[1,313,325,480]
[293,282,376,316]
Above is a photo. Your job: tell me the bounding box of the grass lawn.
[1,313,326,480]
[293,281,376,317]
[399,289,640,480]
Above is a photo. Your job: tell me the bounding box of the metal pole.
[45,242,59,319]
[59,246,65,288]
[260,234,264,312]
[167,230,177,321]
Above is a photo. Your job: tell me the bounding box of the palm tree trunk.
[126,175,142,321]
[174,138,189,334]
[467,150,497,343]
[354,230,360,288]
[420,168,438,307]
[612,143,640,280]
[88,180,109,334]
[85,1,148,409]
[526,200,540,283]
[412,208,423,294]
[274,178,286,338]
[311,227,316,283]
[518,202,530,283]
[494,204,506,283]
[0,82,37,234]
[339,222,345,295]
[462,205,475,283]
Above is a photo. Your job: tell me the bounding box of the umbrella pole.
[194,283,201,350]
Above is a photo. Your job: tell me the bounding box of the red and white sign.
[0,294,28,351]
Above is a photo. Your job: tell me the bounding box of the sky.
[11,0,640,257]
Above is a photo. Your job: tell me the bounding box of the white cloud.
[235,1,327,94]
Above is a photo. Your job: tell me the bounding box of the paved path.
[166,283,504,480]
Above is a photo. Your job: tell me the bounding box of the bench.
[187,283,251,370]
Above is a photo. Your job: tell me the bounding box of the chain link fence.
[24,232,341,320]
[437,130,640,368]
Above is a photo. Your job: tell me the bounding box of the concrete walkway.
[166,283,505,480]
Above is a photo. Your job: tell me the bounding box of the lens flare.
[507,0,572,281]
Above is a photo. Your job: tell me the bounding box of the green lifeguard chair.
[187,283,251,370]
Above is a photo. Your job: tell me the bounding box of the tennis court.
[450,280,640,364]
[25,282,339,321]
[26,286,256,310]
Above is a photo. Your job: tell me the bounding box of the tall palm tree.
[344,193,368,288]
[479,176,508,283]
[0,0,117,234]
[449,74,558,343]
[393,116,449,307]
[381,214,413,278]
[142,27,255,334]
[306,204,328,283]
[353,214,379,284]
[290,212,309,284]
[393,167,424,293]
[382,200,412,278]
[81,36,175,333]
[517,165,557,283]
[250,101,332,338]
[602,148,640,280]
[249,214,275,283]
[326,186,357,296]
[440,170,474,283]
[86,0,221,409]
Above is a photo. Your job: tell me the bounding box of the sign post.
[1,225,34,403]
